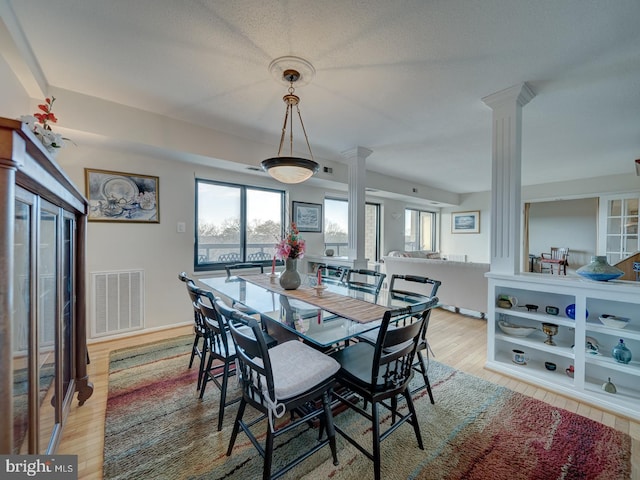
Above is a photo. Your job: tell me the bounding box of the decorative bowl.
[576,256,624,282]
[498,321,538,337]
[598,314,629,329]
[544,362,557,371]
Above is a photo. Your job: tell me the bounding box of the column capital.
[482,82,535,110]
[341,146,373,162]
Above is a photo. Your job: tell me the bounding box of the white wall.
[0,55,30,117]
[440,192,491,263]
[528,198,598,272]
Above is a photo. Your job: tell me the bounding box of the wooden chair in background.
[540,247,569,275]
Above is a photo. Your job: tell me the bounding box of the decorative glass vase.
[279,258,301,290]
[612,339,632,364]
[576,256,624,282]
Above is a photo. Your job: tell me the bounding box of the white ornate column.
[342,146,372,269]
[482,83,535,274]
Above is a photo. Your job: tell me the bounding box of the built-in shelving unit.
[486,272,640,421]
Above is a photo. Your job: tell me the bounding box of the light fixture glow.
[261,67,319,184]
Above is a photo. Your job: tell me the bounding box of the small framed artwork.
[451,210,480,234]
[85,168,160,223]
[292,201,322,232]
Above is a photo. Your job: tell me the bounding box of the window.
[324,198,380,261]
[599,195,639,264]
[405,209,436,251]
[195,180,284,270]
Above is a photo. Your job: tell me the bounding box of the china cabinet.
[0,117,92,454]
[487,272,640,421]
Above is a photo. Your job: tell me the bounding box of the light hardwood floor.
[58,309,639,479]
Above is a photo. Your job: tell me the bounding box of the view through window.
[324,198,380,261]
[195,180,284,269]
[405,209,435,251]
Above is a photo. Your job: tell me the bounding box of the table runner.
[238,274,390,323]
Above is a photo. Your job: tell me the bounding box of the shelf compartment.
[585,321,640,341]
[495,336,575,361]
[584,376,640,417]
[491,351,575,388]
[585,355,640,377]
[495,307,574,327]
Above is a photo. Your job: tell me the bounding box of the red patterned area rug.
[103,336,631,480]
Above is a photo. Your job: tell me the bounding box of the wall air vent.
[91,269,144,337]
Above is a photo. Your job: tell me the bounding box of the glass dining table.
[198,274,430,350]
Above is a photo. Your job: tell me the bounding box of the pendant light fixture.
[261,63,319,184]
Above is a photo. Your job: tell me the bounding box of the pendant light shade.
[261,64,319,184]
[261,157,319,183]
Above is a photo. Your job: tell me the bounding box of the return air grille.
[91,270,144,337]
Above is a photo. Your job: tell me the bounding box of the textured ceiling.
[4,0,640,194]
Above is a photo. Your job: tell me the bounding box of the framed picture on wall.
[292,201,322,232]
[451,210,480,234]
[85,168,160,223]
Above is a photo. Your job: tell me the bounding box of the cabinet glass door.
[38,205,58,453]
[61,214,75,402]
[13,197,33,453]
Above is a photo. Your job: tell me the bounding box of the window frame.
[405,208,437,252]
[323,197,381,261]
[194,179,285,271]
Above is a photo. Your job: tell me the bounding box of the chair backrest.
[371,297,438,393]
[183,280,210,332]
[198,294,233,357]
[227,311,276,407]
[389,274,441,299]
[178,271,192,283]
[318,264,346,284]
[343,268,386,295]
[550,247,569,261]
[225,262,265,277]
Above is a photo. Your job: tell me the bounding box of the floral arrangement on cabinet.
[21,96,70,154]
[275,222,306,260]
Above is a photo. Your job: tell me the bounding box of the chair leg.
[391,395,398,424]
[226,399,246,456]
[322,390,339,466]
[403,389,424,450]
[217,362,231,431]
[263,426,275,480]
[197,341,208,391]
[199,352,214,398]
[372,402,382,480]
[189,334,200,368]
[416,350,435,404]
